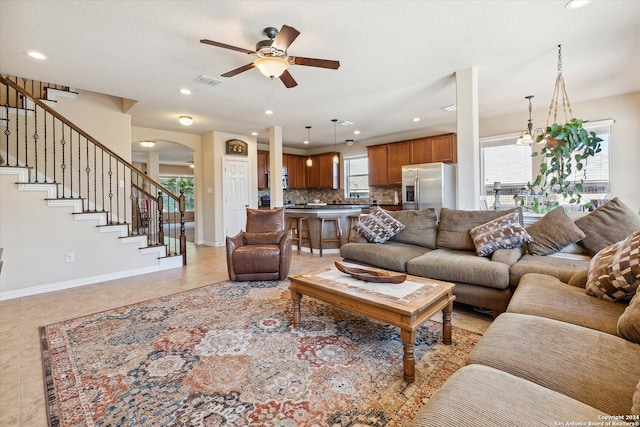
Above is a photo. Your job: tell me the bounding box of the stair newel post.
[157,190,164,245]
[179,189,187,265]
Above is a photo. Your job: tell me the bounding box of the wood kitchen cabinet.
[283,154,306,189]
[367,142,408,186]
[305,152,338,189]
[409,133,457,164]
[367,145,388,186]
[257,150,269,189]
[387,141,409,185]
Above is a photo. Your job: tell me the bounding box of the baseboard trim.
[0,264,180,300]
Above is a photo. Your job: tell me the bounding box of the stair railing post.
[157,190,164,245]
[179,189,186,265]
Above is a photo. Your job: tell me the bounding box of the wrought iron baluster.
[60,124,66,197]
[108,155,113,223]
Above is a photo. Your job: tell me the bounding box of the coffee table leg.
[291,290,302,327]
[442,301,453,345]
[400,329,416,383]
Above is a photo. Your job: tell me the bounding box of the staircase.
[0,75,186,300]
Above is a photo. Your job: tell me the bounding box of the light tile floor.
[0,244,492,426]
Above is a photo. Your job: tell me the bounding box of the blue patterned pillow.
[355,206,405,244]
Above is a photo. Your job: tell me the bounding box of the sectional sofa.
[410,270,640,425]
[340,198,640,317]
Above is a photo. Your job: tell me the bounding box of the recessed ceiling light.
[442,104,457,112]
[265,110,274,115]
[303,140,309,144]
[339,120,354,127]
[353,130,361,135]
[180,88,191,95]
[565,0,591,10]
[178,116,193,126]
[251,132,258,136]
[27,51,47,60]
[412,117,421,122]
[140,141,155,148]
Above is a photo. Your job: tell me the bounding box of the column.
[456,66,480,210]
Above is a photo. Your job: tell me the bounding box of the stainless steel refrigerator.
[402,162,456,212]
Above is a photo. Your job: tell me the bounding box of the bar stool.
[347,214,361,243]
[286,215,313,254]
[318,217,342,257]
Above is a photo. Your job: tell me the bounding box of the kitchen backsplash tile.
[258,186,401,206]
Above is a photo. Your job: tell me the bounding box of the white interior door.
[223,157,249,236]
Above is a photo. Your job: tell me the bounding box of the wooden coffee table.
[289,262,455,382]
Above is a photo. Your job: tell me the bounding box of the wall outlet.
[65,252,74,263]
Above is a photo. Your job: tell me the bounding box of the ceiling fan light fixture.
[179,116,193,126]
[254,56,289,79]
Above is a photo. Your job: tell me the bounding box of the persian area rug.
[40,279,481,426]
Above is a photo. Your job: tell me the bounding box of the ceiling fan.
[200,25,340,88]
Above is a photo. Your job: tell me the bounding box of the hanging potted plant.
[517,45,603,213]
[523,118,602,211]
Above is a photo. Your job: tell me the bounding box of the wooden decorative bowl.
[334,261,407,284]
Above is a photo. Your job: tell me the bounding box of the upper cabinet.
[367,145,388,186]
[306,152,339,190]
[386,141,410,185]
[409,133,457,164]
[257,150,269,189]
[283,153,306,189]
[368,133,457,187]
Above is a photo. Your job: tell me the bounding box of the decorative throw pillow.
[586,229,640,301]
[354,206,405,244]
[617,292,640,344]
[525,207,586,255]
[469,211,533,257]
[574,198,640,256]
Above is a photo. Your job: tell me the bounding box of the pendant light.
[515,95,536,146]
[306,126,313,167]
[332,119,339,164]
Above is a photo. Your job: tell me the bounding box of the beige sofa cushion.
[410,364,606,427]
[467,313,640,416]
[389,208,438,248]
[618,292,640,344]
[509,254,590,286]
[574,197,640,256]
[526,206,586,255]
[586,229,640,301]
[436,207,521,252]
[340,241,430,273]
[507,273,626,336]
[407,248,510,290]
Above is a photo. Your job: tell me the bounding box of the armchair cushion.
[246,207,286,232]
[245,231,286,245]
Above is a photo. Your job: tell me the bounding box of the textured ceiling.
[1,0,639,165]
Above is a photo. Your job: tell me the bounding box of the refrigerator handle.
[414,177,419,210]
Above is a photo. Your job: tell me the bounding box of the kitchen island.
[285,204,369,254]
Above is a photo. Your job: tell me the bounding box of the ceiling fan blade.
[271,25,300,52]
[279,70,298,88]
[221,63,255,78]
[200,39,255,55]
[290,56,340,70]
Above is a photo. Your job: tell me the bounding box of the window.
[480,133,532,208]
[344,155,369,199]
[480,120,611,209]
[159,176,195,211]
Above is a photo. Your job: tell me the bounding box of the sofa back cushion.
[389,208,438,249]
[574,198,640,256]
[526,207,586,255]
[436,207,522,251]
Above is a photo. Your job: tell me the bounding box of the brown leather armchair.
[226,207,293,281]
